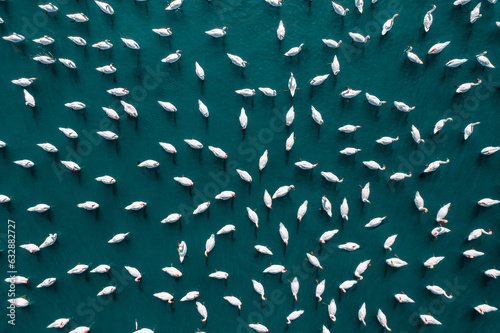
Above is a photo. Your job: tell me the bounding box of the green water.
[1,0,500,332]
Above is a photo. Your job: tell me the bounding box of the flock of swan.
[2,0,500,332]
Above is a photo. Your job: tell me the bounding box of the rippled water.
[1,0,500,332]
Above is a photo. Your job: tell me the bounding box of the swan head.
[339,40,342,45]
[223,26,228,30]
[366,35,370,40]
[176,50,182,53]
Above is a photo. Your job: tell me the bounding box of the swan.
[24,89,35,107]
[121,38,139,50]
[255,245,272,255]
[414,191,428,212]
[321,171,343,183]
[90,265,110,273]
[236,88,256,97]
[431,226,451,238]
[322,196,332,218]
[102,107,119,120]
[14,159,35,168]
[394,101,415,112]
[340,87,362,98]
[478,198,500,207]
[193,201,210,215]
[125,201,146,211]
[363,161,386,170]
[423,5,436,32]
[108,232,130,244]
[195,62,205,80]
[470,2,482,24]
[12,78,37,87]
[288,72,297,97]
[446,58,467,67]
[456,79,481,93]
[395,293,415,303]
[405,46,423,64]
[158,101,177,112]
[316,280,326,301]
[436,203,451,223]
[354,260,371,280]
[124,266,142,282]
[384,235,398,251]
[96,63,116,74]
[311,106,324,125]
[476,51,494,68]
[332,2,350,16]
[33,35,55,45]
[77,201,99,210]
[161,50,182,63]
[331,55,340,75]
[227,53,248,67]
[153,28,173,37]
[39,3,58,13]
[434,118,453,133]
[59,58,77,69]
[37,143,58,153]
[96,175,116,184]
[161,213,181,224]
[382,14,399,35]
[272,185,295,199]
[411,125,424,144]
[428,41,450,54]
[37,278,56,288]
[3,33,25,43]
[424,256,445,269]
[349,32,370,43]
[277,20,285,40]
[286,106,295,126]
[67,13,89,22]
[284,43,304,57]
[68,36,87,46]
[252,280,266,300]
[322,39,341,48]
[154,292,174,303]
[95,0,114,15]
[137,160,159,168]
[97,131,118,140]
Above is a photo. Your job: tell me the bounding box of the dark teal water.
[1,0,500,332]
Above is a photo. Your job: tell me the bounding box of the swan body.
[272,185,295,199]
[463,249,485,258]
[97,286,116,296]
[340,147,361,155]
[96,63,116,74]
[277,20,285,40]
[252,280,266,300]
[206,27,227,38]
[307,252,323,269]
[161,213,181,223]
[426,285,452,298]
[446,58,468,67]
[33,35,55,45]
[67,13,89,22]
[153,28,172,37]
[90,265,110,273]
[475,304,498,315]
[95,0,114,15]
[310,74,330,86]
[236,169,252,183]
[321,172,343,183]
[420,314,442,325]
[67,264,89,274]
[394,101,415,112]
[339,242,360,251]
[366,92,386,106]
[3,33,25,43]
[58,127,78,139]
[411,125,424,144]
[365,216,387,227]
[284,43,304,57]
[432,226,451,238]
[316,280,325,302]
[405,46,423,64]
[37,278,56,288]
[424,256,445,269]
[322,39,341,48]
[124,266,142,282]
[263,264,286,274]
[224,296,242,309]
[154,292,174,303]
[359,303,367,326]
[12,78,37,87]
[470,3,482,24]
[363,161,386,170]
[395,293,415,303]
[180,291,199,301]
[436,203,451,223]
[332,55,340,75]
[339,125,361,133]
[288,72,297,97]
[77,201,99,210]
[332,2,349,16]
[97,130,118,140]
[428,41,450,55]
[376,136,399,145]
[68,36,86,46]
[384,235,398,251]
[47,319,70,328]
[37,142,58,153]
[162,50,182,63]
[125,202,146,211]
[228,53,248,68]
[386,258,408,267]
[14,159,35,168]
[174,176,193,187]
[328,299,337,321]
[255,245,272,255]
[20,244,40,253]
[286,310,304,324]
[349,32,370,43]
[310,106,324,125]
[193,201,210,215]
[236,89,255,97]
[354,260,371,280]
[377,309,391,331]
[339,280,357,292]
[27,203,50,213]
[195,62,205,80]
[39,3,58,13]
[163,266,182,277]
[423,5,436,32]
[108,232,130,244]
[215,191,236,200]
